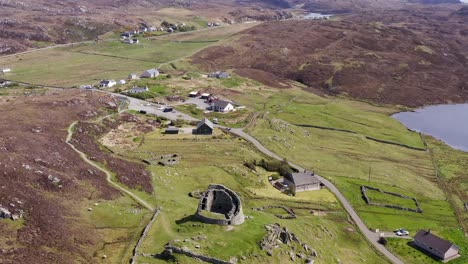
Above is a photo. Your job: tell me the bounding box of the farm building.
[99,80,116,88]
[200,93,211,99]
[119,79,126,85]
[208,71,229,79]
[283,171,321,193]
[413,230,460,262]
[165,126,179,134]
[141,68,159,78]
[189,91,199,97]
[129,86,148,94]
[0,68,11,74]
[128,73,138,80]
[195,118,214,135]
[212,100,234,112]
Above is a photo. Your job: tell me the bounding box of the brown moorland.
[0,90,150,263]
[192,6,468,107]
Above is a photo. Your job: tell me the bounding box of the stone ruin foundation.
[196,184,245,226]
[259,223,317,263]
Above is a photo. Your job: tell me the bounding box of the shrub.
[243,160,256,171]
[256,159,292,176]
[378,237,388,246]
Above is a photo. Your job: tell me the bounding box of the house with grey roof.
[208,71,229,79]
[195,118,214,135]
[141,68,159,78]
[128,73,138,80]
[413,230,460,261]
[99,80,116,88]
[129,86,149,94]
[283,170,321,193]
[212,99,234,112]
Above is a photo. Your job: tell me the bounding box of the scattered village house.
[208,71,229,79]
[128,73,138,80]
[413,230,461,262]
[99,80,117,88]
[283,170,321,193]
[195,118,214,135]
[189,91,199,97]
[129,86,149,94]
[212,99,234,112]
[119,79,126,85]
[200,93,211,99]
[123,38,139,44]
[141,68,159,78]
[120,32,133,39]
[165,126,179,134]
[0,68,11,74]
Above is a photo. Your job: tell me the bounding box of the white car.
[395,229,409,236]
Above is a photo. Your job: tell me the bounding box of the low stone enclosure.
[142,153,180,166]
[196,184,245,226]
[253,205,296,219]
[259,223,317,263]
[361,185,423,213]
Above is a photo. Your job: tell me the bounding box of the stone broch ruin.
[196,184,245,225]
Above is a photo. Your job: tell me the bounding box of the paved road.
[225,127,404,264]
[67,89,402,263]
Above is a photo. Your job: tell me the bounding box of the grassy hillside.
[101,126,388,263]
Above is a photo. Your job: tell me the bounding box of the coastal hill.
[192,6,468,107]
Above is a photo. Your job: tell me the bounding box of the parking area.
[184,97,210,110]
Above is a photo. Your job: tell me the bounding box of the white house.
[141,68,159,78]
[128,73,138,80]
[119,79,126,85]
[129,86,149,94]
[0,68,11,74]
[99,80,117,88]
[212,99,234,112]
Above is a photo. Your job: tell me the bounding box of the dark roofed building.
[195,118,214,135]
[165,126,179,134]
[413,230,460,261]
[284,170,320,193]
[212,99,234,112]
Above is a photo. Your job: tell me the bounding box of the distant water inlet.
[301,13,333,20]
[392,104,468,152]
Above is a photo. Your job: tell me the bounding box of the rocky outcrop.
[259,223,317,262]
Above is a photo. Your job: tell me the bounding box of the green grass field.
[101,126,388,264]
[0,23,256,88]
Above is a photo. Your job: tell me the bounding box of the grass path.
[66,120,155,211]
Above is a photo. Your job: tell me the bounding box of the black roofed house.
[212,99,234,112]
[195,118,214,135]
[283,170,321,193]
[413,230,460,262]
[165,126,179,134]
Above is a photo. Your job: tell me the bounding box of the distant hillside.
[192,7,468,107]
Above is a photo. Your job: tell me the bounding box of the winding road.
[225,128,403,264]
[66,121,155,212]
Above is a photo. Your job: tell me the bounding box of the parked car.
[394,229,409,236]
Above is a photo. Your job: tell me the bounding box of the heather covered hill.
[192,7,468,107]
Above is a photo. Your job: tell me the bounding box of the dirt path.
[66,121,155,211]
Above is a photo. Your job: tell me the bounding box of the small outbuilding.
[99,80,117,88]
[128,73,138,80]
[119,79,126,85]
[165,126,179,134]
[413,230,460,262]
[208,71,229,79]
[141,68,159,78]
[189,91,198,97]
[212,99,234,112]
[283,171,321,193]
[129,86,149,94]
[195,118,214,135]
[0,68,11,74]
[200,93,211,99]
